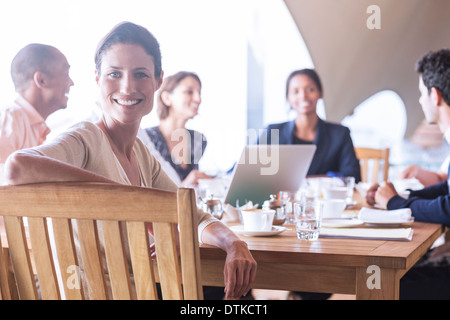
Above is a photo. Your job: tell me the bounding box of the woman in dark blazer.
[260,69,361,182]
[261,69,361,300]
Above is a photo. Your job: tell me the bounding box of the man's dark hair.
[10,43,59,92]
[416,48,450,106]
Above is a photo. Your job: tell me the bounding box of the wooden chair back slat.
[354,147,390,183]
[126,221,158,300]
[51,218,84,299]
[154,222,182,300]
[101,220,133,299]
[27,217,60,299]
[76,219,109,300]
[0,230,11,300]
[0,183,203,300]
[178,188,203,299]
[3,216,38,299]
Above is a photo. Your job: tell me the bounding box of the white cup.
[241,209,275,232]
[322,187,347,200]
[321,199,347,218]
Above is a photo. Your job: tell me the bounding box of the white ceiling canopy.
[284,0,450,137]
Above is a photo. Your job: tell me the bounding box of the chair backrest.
[0,223,11,300]
[354,147,390,183]
[0,182,203,300]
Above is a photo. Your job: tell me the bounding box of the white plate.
[321,218,364,228]
[363,217,415,227]
[230,225,287,237]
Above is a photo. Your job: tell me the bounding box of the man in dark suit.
[367,49,450,225]
[366,48,450,299]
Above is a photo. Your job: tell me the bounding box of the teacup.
[321,199,347,219]
[322,187,347,200]
[241,209,275,232]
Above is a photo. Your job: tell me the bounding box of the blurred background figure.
[144,71,212,187]
[259,68,361,182]
[399,155,449,187]
[0,43,74,184]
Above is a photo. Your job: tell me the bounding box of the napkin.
[320,227,414,241]
[358,207,412,223]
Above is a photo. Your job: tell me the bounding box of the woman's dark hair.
[95,21,162,79]
[157,71,201,120]
[416,48,450,106]
[285,68,323,98]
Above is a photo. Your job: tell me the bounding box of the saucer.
[230,225,287,237]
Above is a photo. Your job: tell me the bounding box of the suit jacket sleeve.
[336,126,361,182]
[387,181,450,226]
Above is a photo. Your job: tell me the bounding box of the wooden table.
[200,220,444,300]
[1,194,445,300]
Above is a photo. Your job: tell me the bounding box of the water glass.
[278,191,293,223]
[294,200,323,241]
[343,176,355,204]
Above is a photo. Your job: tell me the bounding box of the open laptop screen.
[224,145,316,207]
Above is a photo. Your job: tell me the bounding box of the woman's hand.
[223,240,257,300]
[201,222,257,300]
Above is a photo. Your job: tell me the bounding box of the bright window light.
[342,90,407,148]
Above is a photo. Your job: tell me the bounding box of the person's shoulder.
[145,126,163,141]
[321,119,350,134]
[265,120,291,130]
[135,135,153,159]
[189,129,207,140]
[58,121,104,146]
[67,121,101,134]
[0,103,27,122]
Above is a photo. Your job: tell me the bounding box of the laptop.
[224,145,316,207]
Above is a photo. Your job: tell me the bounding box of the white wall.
[3,0,426,176]
[0,0,313,174]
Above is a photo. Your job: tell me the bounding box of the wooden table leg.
[356,266,400,300]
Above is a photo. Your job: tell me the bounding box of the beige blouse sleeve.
[134,136,221,243]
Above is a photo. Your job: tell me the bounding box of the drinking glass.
[294,199,323,241]
[343,176,355,204]
[278,191,293,223]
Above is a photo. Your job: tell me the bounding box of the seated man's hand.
[374,182,398,209]
[365,183,380,205]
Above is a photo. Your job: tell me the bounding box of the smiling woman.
[4,21,257,300]
[96,43,162,130]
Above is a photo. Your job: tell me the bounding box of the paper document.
[320,227,414,241]
[358,207,412,223]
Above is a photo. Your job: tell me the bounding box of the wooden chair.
[354,147,390,183]
[0,225,11,300]
[0,182,203,300]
